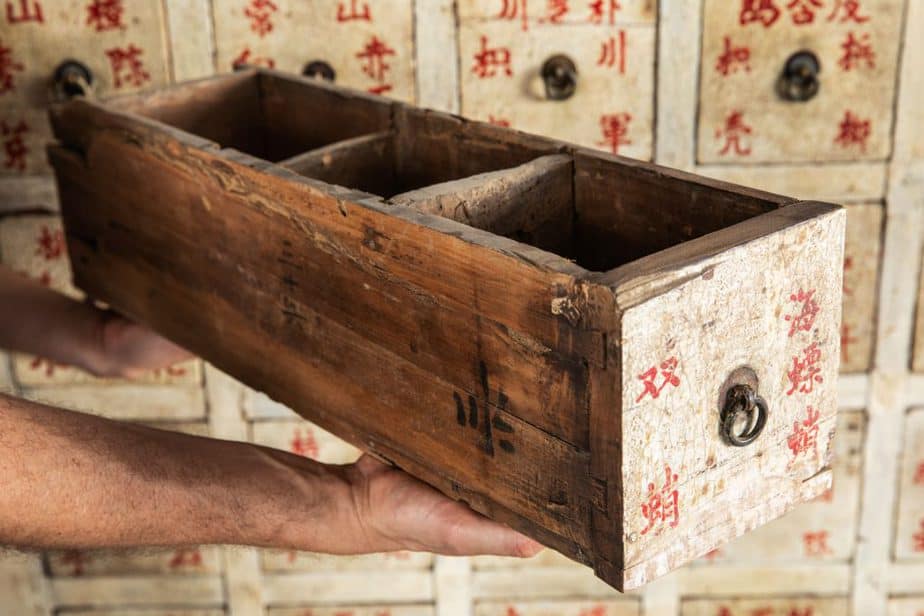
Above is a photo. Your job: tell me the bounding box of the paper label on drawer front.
[212,0,415,102]
[458,20,654,158]
[894,408,924,561]
[697,0,903,163]
[682,597,849,616]
[694,410,864,564]
[621,208,844,579]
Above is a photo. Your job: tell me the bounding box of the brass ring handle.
[53,60,93,100]
[776,50,820,102]
[721,384,768,447]
[303,60,336,82]
[541,54,578,101]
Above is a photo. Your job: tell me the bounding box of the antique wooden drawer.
[47,69,844,590]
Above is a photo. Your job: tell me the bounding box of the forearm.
[0,393,355,552]
[0,267,103,369]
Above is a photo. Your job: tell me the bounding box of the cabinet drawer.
[698,0,904,163]
[48,69,844,591]
[212,0,415,102]
[458,1,655,158]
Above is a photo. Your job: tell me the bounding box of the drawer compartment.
[48,69,844,591]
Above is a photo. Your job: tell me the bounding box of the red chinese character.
[35,225,65,260]
[715,36,751,76]
[151,365,188,378]
[716,110,752,156]
[337,0,371,21]
[784,288,820,338]
[834,110,871,152]
[86,0,123,31]
[30,356,66,376]
[786,343,824,395]
[838,31,875,71]
[597,31,626,73]
[0,41,24,94]
[169,547,203,569]
[914,518,924,552]
[488,115,511,127]
[717,608,733,616]
[60,550,88,575]
[913,461,924,485]
[498,0,528,31]
[598,112,632,155]
[788,609,814,616]
[2,119,27,172]
[232,48,275,70]
[828,0,869,23]
[843,255,853,295]
[740,0,780,26]
[588,0,620,25]
[356,35,395,94]
[635,355,680,402]
[640,464,680,535]
[472,35,512,78]
[803,530,832,556]
[816,482,834,502]
[105,45,150,88]
[578,606,607,616]
[542,0,569,23]
[6,0,42,23]
[787,405,820,460]
[841,323,857,363]
[244,0,277,37]
[786,0,822,24]
[505,607,521,616]
[290,427,319,459]
[702,547,723,561]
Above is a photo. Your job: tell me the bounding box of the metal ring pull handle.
[776,50,820,102]
[53,60,93,100]
[541,54,578,101]
[721,384,768,447]
[303,60,336,82]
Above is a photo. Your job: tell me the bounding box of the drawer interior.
[111,71,392,163]
[109,71,791,273]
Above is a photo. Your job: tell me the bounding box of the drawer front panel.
[894,408,924,561]
[621,205,845,582]
[212,0,415,102]
[698,0,904,163]
[458,1,655,158]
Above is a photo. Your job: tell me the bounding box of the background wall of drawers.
[0,1,922,614]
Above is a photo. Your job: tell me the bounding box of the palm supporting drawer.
[47,69,845,591]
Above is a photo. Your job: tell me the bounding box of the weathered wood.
[573,149,795,271]
[48,69,845,592]
[280,131,396,196]
[389,154,573,254]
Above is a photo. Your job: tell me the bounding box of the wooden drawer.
[894,408,924,561]
[47,69,844,591]
[698,0,904,163]
[457,0,655,158]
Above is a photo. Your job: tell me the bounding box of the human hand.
[341,454,544,557]
[83,310,193,378]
